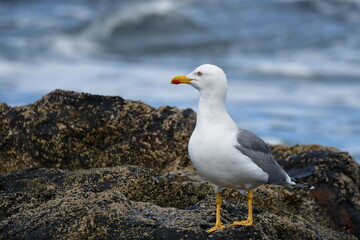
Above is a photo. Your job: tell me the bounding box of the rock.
[0,90,359,239]
[0,166,356,240]
[0,90,196,174]
[271,145,360,238]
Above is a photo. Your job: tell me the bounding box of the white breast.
[188,123,268,189]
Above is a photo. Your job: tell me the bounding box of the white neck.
[196,87,235,128]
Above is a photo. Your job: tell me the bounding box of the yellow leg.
[207,192,226,232]
[232,189,253,226]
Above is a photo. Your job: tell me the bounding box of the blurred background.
[0,0,359,162]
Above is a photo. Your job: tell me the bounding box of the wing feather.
[235,129,287,184]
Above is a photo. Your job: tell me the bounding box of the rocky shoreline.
[0,90,359,239]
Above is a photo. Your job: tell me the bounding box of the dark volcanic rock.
[271,145,360,238]
[0,90,196,174]
[0,167,356,240]
[0,90,359,239]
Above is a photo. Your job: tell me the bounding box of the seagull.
[171,64,314,232]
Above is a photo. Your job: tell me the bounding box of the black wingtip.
[291,178,315,190]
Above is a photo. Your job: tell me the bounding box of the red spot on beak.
[172,80,180,85]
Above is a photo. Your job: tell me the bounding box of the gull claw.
[207,223,226,232]
[232,219,253,226]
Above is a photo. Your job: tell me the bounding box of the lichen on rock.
[0,90,359,239]
[0,90,195,174]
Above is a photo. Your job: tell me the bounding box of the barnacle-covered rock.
[0,166,357,240]
[0,90,359,239]
[0,90,196,173]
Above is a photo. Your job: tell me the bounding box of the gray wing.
[235,129,287,184]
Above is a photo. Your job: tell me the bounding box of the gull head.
[171,64,228,94]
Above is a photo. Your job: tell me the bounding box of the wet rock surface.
[0,90,359,239]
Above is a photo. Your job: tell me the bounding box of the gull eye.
[197,71,203,76]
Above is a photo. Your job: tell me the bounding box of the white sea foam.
[233,53,360,80]
[0,57,194,105]
[261,136,284,145]
[82,1,178,40]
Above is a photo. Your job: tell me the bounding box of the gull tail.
[291,178,315,190]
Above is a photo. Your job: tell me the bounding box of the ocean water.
[0,0,359,162]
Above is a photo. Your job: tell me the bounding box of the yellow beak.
[171,75,193,85]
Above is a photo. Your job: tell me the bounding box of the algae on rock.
[0,90,359,239]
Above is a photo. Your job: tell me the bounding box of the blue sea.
[0,0,359,162]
